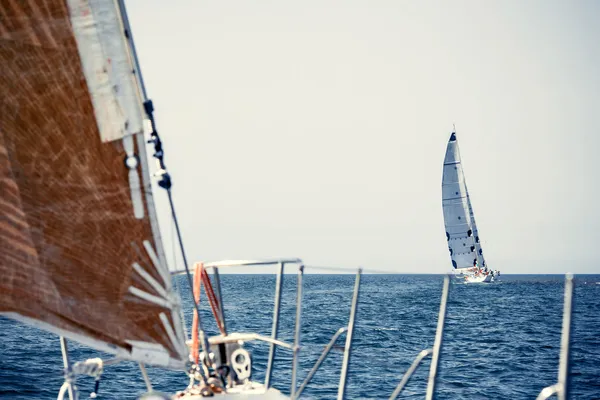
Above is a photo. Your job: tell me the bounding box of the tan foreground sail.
[0,0,187,368]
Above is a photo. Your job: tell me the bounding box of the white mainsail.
[441,132,486,272]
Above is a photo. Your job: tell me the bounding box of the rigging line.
[171,217,188,340]
[166,186,211,365]
[305,265,407,274]
[115,0,209,382]
[138,82,209,380]
[141,101,204,344]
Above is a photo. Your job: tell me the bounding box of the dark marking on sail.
[467,229,472,237]
[446,232,450,241]
[449,132,457,142]
[470,245,475,252]
[475,236,480,243]
[449,247,453,256]
[452,260,457,269]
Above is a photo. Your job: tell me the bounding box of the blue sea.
[1,274,599,399]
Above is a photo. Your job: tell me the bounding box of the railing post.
[425,275,450,400]
[388,349,433,400]
[60,337,78,400]
[557,273,574,400]
[536,273,575,400]
[265,262,285,389]
[337,268,362,400]
[139,363,153,392]
[290,264,304,397]
[212,268,227,334]
[294,327,348,399]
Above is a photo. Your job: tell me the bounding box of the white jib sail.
[442,132,484,271]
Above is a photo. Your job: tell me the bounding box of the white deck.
[173,382,289,399]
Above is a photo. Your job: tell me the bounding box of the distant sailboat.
[441,130,499,283]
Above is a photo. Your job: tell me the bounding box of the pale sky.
[126,0,600,274]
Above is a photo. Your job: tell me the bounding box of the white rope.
[171,217,188,340]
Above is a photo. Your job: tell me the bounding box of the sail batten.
[441,132,486,270]
[0,0,186,369]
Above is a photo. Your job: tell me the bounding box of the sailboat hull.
[463,273,495,283]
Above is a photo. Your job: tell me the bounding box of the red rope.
[190,263,226,363]
[191,263,203,364]
[200,269,225,335]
